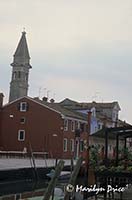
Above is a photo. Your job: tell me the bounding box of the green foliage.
[109,166,116,172]
[89,145,100,167]
[119,147,132,160]
[115,165,124,172]
[96,165,106,171]
[127,166,132,172]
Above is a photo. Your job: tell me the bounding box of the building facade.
[0,96,90,159]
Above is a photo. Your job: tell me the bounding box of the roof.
[3,96,61,115]
[33,98,87,122]
[91,126,132,139]
[3,96,87,122]
[59,98,80,106]
[59,98,121,111]
[82,102,120,110]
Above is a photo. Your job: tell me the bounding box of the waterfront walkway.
[0,158,73,170]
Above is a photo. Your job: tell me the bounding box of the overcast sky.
[0,0,132,123]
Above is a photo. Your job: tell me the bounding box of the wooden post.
[124,137,127,160]
[86,111,92,169]
[83,111,92,200]
[71,158,74,173]
[116,134,119,166]
[64,156,83,200]
[105,129,108,167]
[43,160,64,200]
[124,137,127,149]
[29,142,38,180]
[55,158,58,167]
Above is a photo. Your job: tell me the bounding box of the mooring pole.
[29,142,38,180]
[116,134,119,166]
[64,156,83,200]
[105,129,108,167]
[83,111,92,199]
[43,160,64,200]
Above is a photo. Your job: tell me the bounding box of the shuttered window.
[18,130,25,141]
[19,102,28,112]
[63,138,68,152]
[70,139,74,152]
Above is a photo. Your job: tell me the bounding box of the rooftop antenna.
[47,90,50,99]
[38,87,41,98]
[43,88,47,97]
[92,92,100,102]
[53,93,56,99]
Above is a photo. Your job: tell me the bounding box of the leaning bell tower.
[9,31,32,102]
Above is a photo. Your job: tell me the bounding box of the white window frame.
[18,130,25,141]
[76,121,80,129]
[64,119,68,131]
[71,121,75,132]
[70,139,74,152]
[20,102,27,112]
[63,138,68,152]
[80,140,84,152]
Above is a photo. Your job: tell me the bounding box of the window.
[95,126,98,132]
[20,117,26,124]
[80,140,84,152]
[80,123,85,132]
[76,121,80,129]
[18,130,25,141]
[20,102,28,112]
[71,121,75,132]
[70,139,74,152]
[98,123,102,130]
[18,71,21,78]
[64,119,68,131]
[91,108,96,117]
[25,73,28,81]
[13,72,17,80]
[63,138,68,152]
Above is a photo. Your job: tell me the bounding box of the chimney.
[87,110,92,135]
[33,97,40,101]
[42,96,48,102]
[0,93,4,108]
[82,110,92,175]
[50,98,55,103]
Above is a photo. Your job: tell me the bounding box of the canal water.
[0,179,132,199]
[0,179,67,200]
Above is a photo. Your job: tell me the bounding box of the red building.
[0,32,90,159]
[0,95,89,159]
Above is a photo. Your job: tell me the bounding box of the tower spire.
[9,31,32,102]
[12,30,31,66]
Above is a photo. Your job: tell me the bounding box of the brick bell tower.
[9,30,32,102]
